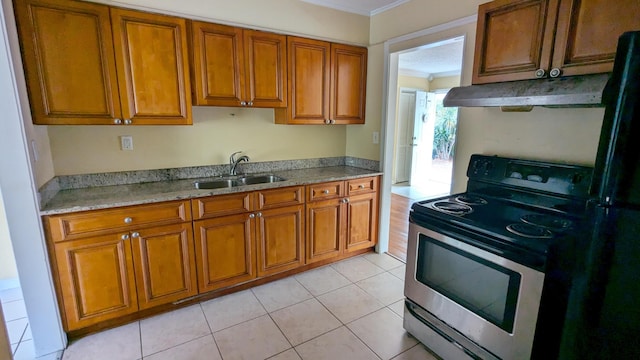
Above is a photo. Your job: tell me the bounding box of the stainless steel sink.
[241,175,285,185]
[194,174,285,189]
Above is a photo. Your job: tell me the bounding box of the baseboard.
[0,278,20,291]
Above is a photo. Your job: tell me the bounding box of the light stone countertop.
[41,166,383,215]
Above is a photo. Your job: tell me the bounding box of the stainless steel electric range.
[404,154,593,360]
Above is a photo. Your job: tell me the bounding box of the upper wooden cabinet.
[275,37,367,125]
[14,0,192,125]
[189,22,287,108]
[472,0,640,84]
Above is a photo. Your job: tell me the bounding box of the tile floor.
[1,286,43,360]
[52,253,439,360]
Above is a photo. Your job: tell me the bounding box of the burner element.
[431,201,473,216]
[506,223,553,239]
[455,194,488,205]
[521,214,572,230]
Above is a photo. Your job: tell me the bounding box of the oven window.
[416,233,520,333]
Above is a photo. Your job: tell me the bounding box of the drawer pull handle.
[124,217,133,224]
[121,234,129,240]
[131,232,140,238]
[322,190,330,194]
[358,184,365,189]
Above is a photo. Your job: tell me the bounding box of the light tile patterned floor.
[56,253,439,360]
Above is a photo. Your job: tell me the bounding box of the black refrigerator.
[560,31,640,359]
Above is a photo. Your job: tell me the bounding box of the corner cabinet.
[44,200,196,331]
[472,0,640,84]
[14,0,192,125]
[306,176,379,264]
[189,22,287,108]
[275,37,367,125]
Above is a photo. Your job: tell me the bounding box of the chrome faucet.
[229,151,250,175]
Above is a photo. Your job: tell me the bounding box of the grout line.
[198,302,224,359]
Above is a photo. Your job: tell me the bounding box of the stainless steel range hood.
[443,73,610,108]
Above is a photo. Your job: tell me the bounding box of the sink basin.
[241,175,286,185]
[194,179,243,189]
[194,174,285,189]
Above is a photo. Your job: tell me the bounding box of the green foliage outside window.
[433,101,458,160]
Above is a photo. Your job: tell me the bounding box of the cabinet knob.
[256,212,262,217]
[549,68,562,78]
[124,217,133,224]
[131,232,140,238]
[330,119,336,124]
[249,213,255,219]
[240,101,247,106]
[358,184,365,189]
[535,69,546,78]
[324,119,330,124]
[322,190,330,194]
[124,119,132,125]
[248,101,253,106]
[342,198,350,203]
[121,234,129,240]
[114,118,122,125]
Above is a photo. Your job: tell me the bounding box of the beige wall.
[430,75,461,91]
[398,75,430,90]
[49,107,347,175]
[95,0,369,44]
[0,189,18,281]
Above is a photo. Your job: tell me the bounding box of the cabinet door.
[110,8,192,124]
[472,0,558,84]
[244,30,287,108]
[306,199,344,263]
[256,205,305,277]
[131,223,197,310]
[190,22,245,106]
[14,0,121,125]
[275,37,330,124]
[345,193,378,253]
[54,234,137,331]
[552,0,640,76]
[193,214,256,292]
[330,44,367,124]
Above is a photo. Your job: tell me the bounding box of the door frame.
[0,0,66,356]
[377,16,474,254]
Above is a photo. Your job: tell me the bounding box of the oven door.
[405,221,545,360]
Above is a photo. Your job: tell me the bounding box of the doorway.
[387,37,465,261]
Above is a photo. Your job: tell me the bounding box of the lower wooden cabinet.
[306,198,344,263]
[131,223,197,310]
[54,233,138,330]
[193,214,256,293]
[306,176,379,263]
[193,186,305,291]
[256,204,305,277]
[45,179,378,332]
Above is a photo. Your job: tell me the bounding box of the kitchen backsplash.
[38,156,380,209]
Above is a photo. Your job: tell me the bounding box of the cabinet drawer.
[347,176,378,196]
[256,186,304,210]
[192,192,252,219]
[307,181,344,202]
[46,200,191,242]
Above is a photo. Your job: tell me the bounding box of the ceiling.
[299,0,409,16]
[398,38,464,79]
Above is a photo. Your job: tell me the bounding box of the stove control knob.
[572,173,584,184]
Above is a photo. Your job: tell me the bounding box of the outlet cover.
[372,131,379,144]
[120,135,133,151]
